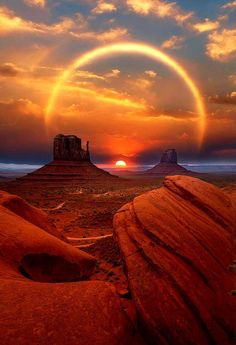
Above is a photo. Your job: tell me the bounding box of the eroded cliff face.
[19,134,117,181]
[53,134,90,162]
[114,175,236,345]
[160,149,178,164]
[145,148,193,176]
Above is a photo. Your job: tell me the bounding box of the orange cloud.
[222,1,236,9]
[126,0,193,24]
[192,18,220,33]
[71,27,129,42]
[0,6,44,34]
[144,70,157,78]
[24,0,46,8]
[0,63,22,77]
[229,74,236,84]
[92,1,117,14]
[206,28,236,61]
[209,92,236,105]
[161,35,185,50]
[105,69,121,78]
[0,6,85,36]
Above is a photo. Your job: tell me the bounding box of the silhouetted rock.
[145,148,192,176]
[114,176,236,345]
[20,134,117,182]
[54,134,90,162]
[160,148,177,164]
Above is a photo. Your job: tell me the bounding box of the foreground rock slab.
[0,190,65,240]
[114,175,236,345]
[0,198,142,345]
[0,263,140,345]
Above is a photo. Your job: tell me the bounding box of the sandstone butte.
[20,134,117,182]
[145,149,193,176]
[114,175,236,345]
[0,196,143,345]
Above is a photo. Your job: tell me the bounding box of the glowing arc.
[46,42,206,147]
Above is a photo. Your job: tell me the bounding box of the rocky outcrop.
[114,176,236,345]
[160,149,177,164]
[0,200,143,345]
[0,190,65,240]
[0,204,96,282]
[54,134,90,162]
[20,134,117,182]
[145,149,192,176]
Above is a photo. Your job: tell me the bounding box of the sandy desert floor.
[1,173,236,295]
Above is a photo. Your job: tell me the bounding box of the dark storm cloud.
[0,99,51,163]
[209,93,236,105]
[0,63,21,77]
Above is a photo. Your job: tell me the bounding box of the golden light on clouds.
[206,28,236,61]
[24,0,45,8]
[46,42,206,148]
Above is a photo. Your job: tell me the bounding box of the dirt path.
[67,234,113,242]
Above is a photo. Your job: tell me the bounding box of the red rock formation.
[20,134,117,182]
[0,264,140,345]
[54,134,90,162]
[0,205,96,281]
[114,176,236,345]
[0,190,64,240]
[145,149,193,176]
[0,194,143,345]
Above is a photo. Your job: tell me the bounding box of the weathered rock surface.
[0,203,143,345]
[0,205,96,281]
[0,190,64,240]
[114,175,236,345]
[54,134,90,162]
[145,149,193,176]
[0,265,140,345]
[160,148,177,164]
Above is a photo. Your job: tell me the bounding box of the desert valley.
[0,134,235,345]
[1,0,236,344]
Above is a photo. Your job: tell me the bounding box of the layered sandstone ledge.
[114,175,236,345]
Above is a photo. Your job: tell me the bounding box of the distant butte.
[20,134,117,182]
[145,148,193,176]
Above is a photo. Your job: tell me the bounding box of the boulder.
[0,205,96,282]
[0,263,141,345]
[114,176,236,345]
[0,190,64,240]
[0,205,143,345]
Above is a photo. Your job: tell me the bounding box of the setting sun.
[115,160,127,168]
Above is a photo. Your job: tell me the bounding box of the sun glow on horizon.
[115,160,127,168]
[46,42,206,149]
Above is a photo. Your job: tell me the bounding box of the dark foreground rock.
[114,175,236,345]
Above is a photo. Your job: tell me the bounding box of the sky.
[0,0,235,165]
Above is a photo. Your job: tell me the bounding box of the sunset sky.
[0,0,236,165]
